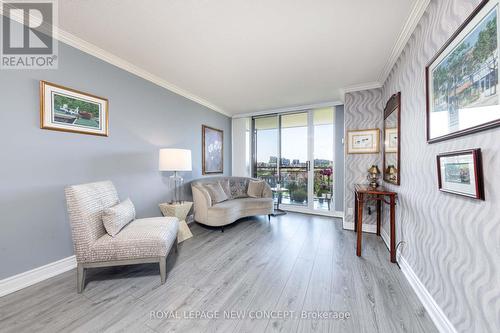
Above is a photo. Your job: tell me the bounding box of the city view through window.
[254,108,335,211]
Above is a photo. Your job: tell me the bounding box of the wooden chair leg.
[159,257,167,284]
[77,263,85,293]
[268,214,271,221]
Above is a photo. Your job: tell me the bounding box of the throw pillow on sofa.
[247,180,265,198]
[102,198,136,237]
[204,182,228,204]
[219,179,232,199]
[230,178,249,198]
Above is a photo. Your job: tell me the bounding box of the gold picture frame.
[40,80,109,136]
[202,125,224,174]
[346,128,380,154]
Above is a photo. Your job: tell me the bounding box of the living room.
[0,1,498,332]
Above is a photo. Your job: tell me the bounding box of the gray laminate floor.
[0,213,437,333]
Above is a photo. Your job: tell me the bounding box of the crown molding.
[56,30,230,116]
[378,0,431,84]
[0,1,230,117]
[342,81,382,94]
[232,100,343,118]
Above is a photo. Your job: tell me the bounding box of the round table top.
[271,187,288,192]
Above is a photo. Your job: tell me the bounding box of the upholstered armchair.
[65,181,179,293]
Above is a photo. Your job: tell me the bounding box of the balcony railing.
[256,166,333,210]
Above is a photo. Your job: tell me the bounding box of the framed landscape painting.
[346,128,380,154]
[40,81,109,136]
[426,0,500,143]
[437,149,484,200]
[202,125,223,174]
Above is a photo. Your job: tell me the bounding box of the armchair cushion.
[102,198,136,237]
[88,217,179,262]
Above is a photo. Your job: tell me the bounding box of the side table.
[159,201,194,243]
[271,187,288,216]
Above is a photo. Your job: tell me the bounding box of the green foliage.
[287,182,298,193]
[291,188,307,203]
[54,94,100,118]
[432,12,498,108]
[473,18,497,66]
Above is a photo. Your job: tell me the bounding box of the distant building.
[292,159,300,165]
[314,159,332,167]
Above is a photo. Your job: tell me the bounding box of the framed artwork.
[346,128,380,154]
[202,125,224,174]
[40,81,109,136]
[426,0,500,143]
[436,149,484,200]
[385,128,398,153]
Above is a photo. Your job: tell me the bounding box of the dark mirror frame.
[383,92,401,185]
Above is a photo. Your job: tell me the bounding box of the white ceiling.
[56,0,428,116]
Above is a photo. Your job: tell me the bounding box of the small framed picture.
[346,128,380,154]
[436,149,484,200]
[40,81,109,136]
[385,127,398,153]
[202,125,224,174]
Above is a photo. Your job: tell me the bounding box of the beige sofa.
[191,177,274,227]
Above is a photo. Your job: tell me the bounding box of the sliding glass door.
[313,108,334,211]
[253,108,336,213]
[280,112,309,206]
[254,116,279,187]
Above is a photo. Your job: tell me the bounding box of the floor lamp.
[159,148,192,203]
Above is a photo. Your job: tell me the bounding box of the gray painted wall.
[343,89,383,227]
[334,105,344,212]
[0,42,231,279]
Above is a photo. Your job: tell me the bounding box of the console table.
[354,184,397,263]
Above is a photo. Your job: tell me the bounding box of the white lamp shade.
[159,148,192,171]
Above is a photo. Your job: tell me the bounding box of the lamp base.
[169,171,184,203]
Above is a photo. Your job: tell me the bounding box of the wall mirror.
[383,92,401,185]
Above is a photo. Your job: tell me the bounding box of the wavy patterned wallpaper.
[344,89,383,227]
[379,0,499,332]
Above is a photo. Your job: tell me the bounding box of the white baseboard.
[381,227,391,250]
[280,205,344,218]
[342,221,377,233]
[0,256,77,297]
[380,228,457,333]
[399,256,457,333]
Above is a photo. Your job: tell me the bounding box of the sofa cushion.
[247,180,265,198]
[207,197,274,226]
[234,197,274,211]
[229,178,249,198]
[89,217,179,262]
[204,183,228,204]
[102,198,136,237]
[218,179,232,199]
